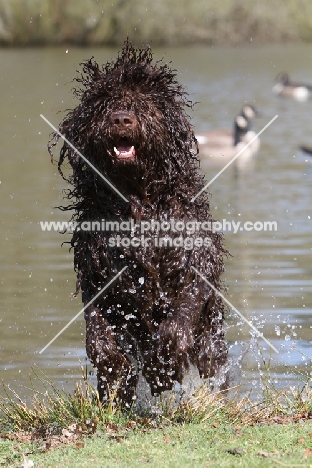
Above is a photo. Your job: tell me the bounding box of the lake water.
[0,44,311,398]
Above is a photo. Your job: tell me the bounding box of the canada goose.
[196,105,259,147]
[299,145,312,156]
[196,105,260,162]
[272,72,312,101]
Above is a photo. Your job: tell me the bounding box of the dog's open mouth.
[113,139,136,159]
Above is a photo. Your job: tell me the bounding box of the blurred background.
[1,0,312,47]
[0,0,311,398]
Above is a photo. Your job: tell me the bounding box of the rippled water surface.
[1,44,311,397]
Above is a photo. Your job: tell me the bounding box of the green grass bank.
[0,369,311,467]
[1,0,312,47]
[2,420,312,467]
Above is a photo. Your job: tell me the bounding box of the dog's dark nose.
[110,111,136,128]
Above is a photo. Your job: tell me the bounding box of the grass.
[2,420,312,467]
[0,366,128,435]
[0,365,311,467]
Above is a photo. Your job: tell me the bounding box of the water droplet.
[274,325,280,336]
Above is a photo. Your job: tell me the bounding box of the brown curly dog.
[48,40,228,408]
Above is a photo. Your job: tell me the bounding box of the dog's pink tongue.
[114,145,136,159]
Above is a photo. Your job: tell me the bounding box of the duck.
[272,72,312,101]
[196,105,260,163]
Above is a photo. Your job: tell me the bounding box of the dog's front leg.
[84,305,138,408]
[142,309,196,394]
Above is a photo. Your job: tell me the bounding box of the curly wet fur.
[48,40,228,407]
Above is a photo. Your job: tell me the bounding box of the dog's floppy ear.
[47,117,77,179]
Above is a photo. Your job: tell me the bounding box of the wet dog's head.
[49,40,199,198]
